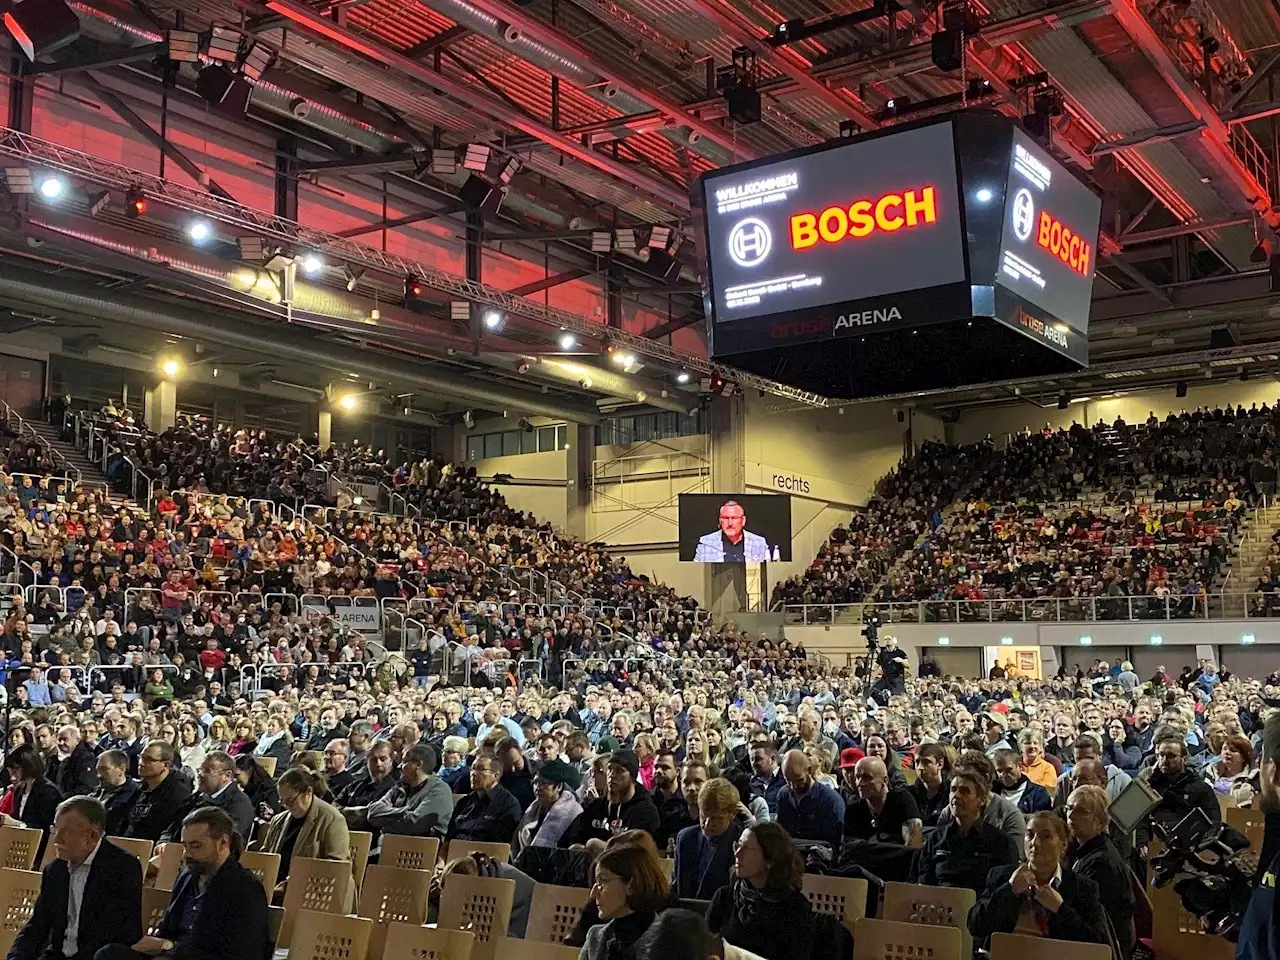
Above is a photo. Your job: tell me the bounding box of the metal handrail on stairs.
[3,401,82,487]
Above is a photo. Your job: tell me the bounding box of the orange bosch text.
[1036,211,1092,277]
[789,186,938,250]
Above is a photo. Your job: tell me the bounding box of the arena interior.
[0,0,1277,958]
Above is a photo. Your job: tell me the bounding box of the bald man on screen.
[693,500,774,562]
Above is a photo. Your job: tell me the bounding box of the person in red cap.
[836,747,865,808]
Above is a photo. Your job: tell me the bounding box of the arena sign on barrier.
[301,597,382,631]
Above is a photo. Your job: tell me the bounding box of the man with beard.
[562,749,660,846]
[1236,713,1279,960]
[651,751,689,853]
[1144,735,1219,836]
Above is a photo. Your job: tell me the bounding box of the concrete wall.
[472,450,570,529]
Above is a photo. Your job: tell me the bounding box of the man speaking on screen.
[694,500,775,562]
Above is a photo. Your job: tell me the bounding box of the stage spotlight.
[404,276,424,300]
[676,371,691,384]
[159,358,183,378]
[463,143,491,172]
[4,0,80,61]
[483,310,504,330]
[300,253,324,275]
[166,29,200,63]
[88,190,110,216]
[239,41,275,82]
[590,230,612,254]
[126,186,147,218]
[3,168,33,194]
[497,157,521,185]
[203,26,242,62]
[558,332,577,350]
[37,174,65,200]
[343,266,365,292]
[450,301,471,322]
[431,149,457,175]
[187,220,213,244]
[975,187,993,202]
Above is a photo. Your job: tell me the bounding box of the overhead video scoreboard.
[700,111,1102,398]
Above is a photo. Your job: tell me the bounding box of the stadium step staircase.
[1213,502,1280,609]
[11,411,104,488]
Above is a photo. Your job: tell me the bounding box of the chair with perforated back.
[284,909,372,960]
[349,830,373,887]
[446,840,511,864]
[801,874,868,935]
[438,873,515,960]
[0,827,43,871]
[381,835,440,872]
[0,868,41,955]
[357,863,432,960]
[851,917,962,960]
[107,836,154,877]
[141,886,171,935]
[881,879,977,957]
[276,857,354,949]
[1147,881,1236,960]
[1225,807,1264,855]
[382,923,475,960]
[255,756,278,778]
[494,938,580,960]
[525,883,590,944]
[990,933,1112,960]
[240,850,282,893]
[152,842,184,891]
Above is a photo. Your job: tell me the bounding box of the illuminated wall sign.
[701,122,967,333]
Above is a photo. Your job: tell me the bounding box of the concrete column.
[564,421,594,539]
[230,398,247,430]
[449,423,469,463]
[144,380,177,432]
[706,393,748,616]
[317,409,332,451]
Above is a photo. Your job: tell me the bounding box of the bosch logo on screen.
[728,218,772,267]
[1036,212,1092,277]
[1012,188,1035,242]
[790,187,939,250]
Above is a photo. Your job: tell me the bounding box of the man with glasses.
[121,742,191,842]
[445,753,522,845]
[1145,735,1219,834]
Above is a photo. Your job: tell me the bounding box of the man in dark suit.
[52,729,98,799]
[172,753,253,843]
[95,807,268,960]
[8,796,143,960]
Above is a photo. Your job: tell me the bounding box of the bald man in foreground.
[844,757,921,844]
[775,749,844,848]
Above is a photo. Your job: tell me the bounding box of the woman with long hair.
[234,753,282,820]
[178,719,207,777]
[705,821,814,960]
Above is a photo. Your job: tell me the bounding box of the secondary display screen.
[995,127,1101,333]
[678,494,792,563]
[701,122,969,328]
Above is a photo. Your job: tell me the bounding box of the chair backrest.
[990,933,1111,960]
[357,864,433,960]
[382,922,475,960]
[240,851,282,893]
[256,756,278,777]
[851,917,961,960]
[141,886,172,935]
[494,937,580,960]
[152,842,185,891]
[801,874,868,935]
[525,883,591,944]
[0,868,41,955]
[349,830,373,886]
[446,840,511,864]
[381,835,440,872]
[438,873,516,960]
[881,880,976,957]
[107,836,154,876]
[0,827,42,871]
[276,857,354,948]
[284,909,372,960]
[657,858,674,884]
[1148,882,1236,960]
[1225,807,1264,854]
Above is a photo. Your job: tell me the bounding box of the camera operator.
[876,636,907,697]
[862,612,880,664]
[1237,713,1279,960]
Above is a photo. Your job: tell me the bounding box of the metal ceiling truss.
[0,128,830,406]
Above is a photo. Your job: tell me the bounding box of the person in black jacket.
[9,796,142,960]
[445,753,521,845]
[968,812,1109,947]
[95,806,269,960]
[122,743,191,843]
[90,751,141,838]
[705,822,814,960]
[53,729,98,798]
[1146,736,1221,835]
[562,750,660,847]
[7,745,63,860]
[914,770,1018,894]
[1065,785,1135,956]
[172,753,254,843]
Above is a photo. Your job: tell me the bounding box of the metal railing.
[1,400,82,486]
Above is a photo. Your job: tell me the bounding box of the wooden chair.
[990,933,1111,960]
[141,886,171,935]
[438,873,516,960]
[1215,793,1237,817]
[284,909,372,960]
[152,842,184,891]
[276,857,354,948]
[382,923,474,960]
[0,868,42,955]
[1147,882,1236,960]
[380,835,439,872]
[445,840,511,864]
[657,859,674,885]
[1225,807,1264,855]
[525,883,591,944]
[107,836,154,877]
[357,864,432,960]
[0,827,42,871]
[881,879,977,957]
[494,938,579,960]
[801,874,868,935]
[255,756,278,777]
[851,917,962,960]
[240,850,282,893]
[254,821,271,848]
[349,830,373,887]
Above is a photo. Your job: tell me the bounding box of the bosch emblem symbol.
[1011,188,1035,242]
[728,217,772,267]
